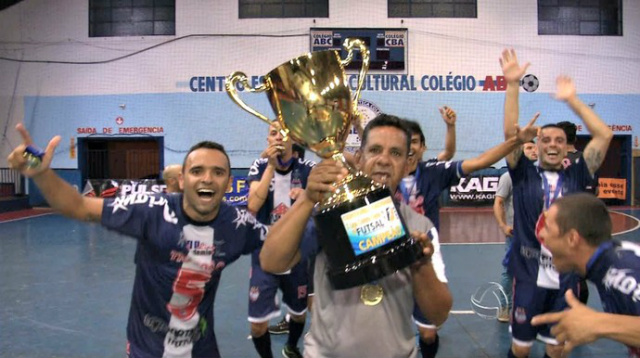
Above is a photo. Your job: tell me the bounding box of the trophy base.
[314,185,424,290]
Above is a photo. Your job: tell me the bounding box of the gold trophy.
[226,39,423,294]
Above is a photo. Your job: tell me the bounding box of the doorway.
[78,137,164,183]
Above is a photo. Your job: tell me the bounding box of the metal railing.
[0,168,24,197]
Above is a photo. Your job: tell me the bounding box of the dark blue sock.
[287,319,305,348]
[252,332,273,358]
[419,333,439,358]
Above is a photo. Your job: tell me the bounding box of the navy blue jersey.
[587,240,640,357]
[101,193,268,358]
[247,158,315,226]
[563,149,598,194]
[396,160,463,231]
[247,158,314,264]
[509,154,592,284]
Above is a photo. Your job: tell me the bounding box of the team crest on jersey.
[291,169,303,189]
[270,203,289,224]
[297,285,307,299]
[249,286,260,302]
[514,307,527,324]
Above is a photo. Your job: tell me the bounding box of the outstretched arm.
[437,106,457,161]
[260,160,347,273]
[7,124,103,221]
[554,76,613,176]
[500,49,530,168]
[461,113,539,175]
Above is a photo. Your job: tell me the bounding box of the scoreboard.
[310,28,408,72]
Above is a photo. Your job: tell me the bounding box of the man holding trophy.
[260,114,451,357]
[258,113,539,357]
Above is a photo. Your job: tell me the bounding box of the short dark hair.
[556,121,577,145]
[360,113,411,155]
[182,141,231,173]
[540,123,567,140]
[553,193,612,246]
[292,143,305,160]
[401,119,425,145]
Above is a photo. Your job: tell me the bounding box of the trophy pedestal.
[314,186,424,290]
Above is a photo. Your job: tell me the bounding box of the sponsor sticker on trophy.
[341,196,405,256]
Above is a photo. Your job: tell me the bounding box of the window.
[89,0,175,37]
[239,0,328,18]
[538,0,622,36]
[388,0,477,18]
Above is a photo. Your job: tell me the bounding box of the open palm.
[554,75,577,102]
[500,49,530,84]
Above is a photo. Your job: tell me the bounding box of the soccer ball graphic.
[521,74,539,92]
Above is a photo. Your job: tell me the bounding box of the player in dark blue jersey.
[399,107,456,358]
[501,49,613,358]
[246,122,315,358]
[532,193,640,358]
[556,120,593,305]
[401,108,540,358]
[7,125,268,358]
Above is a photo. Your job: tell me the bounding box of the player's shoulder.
[248,158,269,176]
[617,241,640,266]
[251,157,269,167]
[296,158,316,168]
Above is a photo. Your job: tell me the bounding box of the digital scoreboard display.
[310,28,408,72]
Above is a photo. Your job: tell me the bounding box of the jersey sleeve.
[299,218,320,260]
[507,153,531,185]
[232,208,269,255]
[247,158,267,184]
[425,160,464,190]
[572,154,595,188]
[101,193,166,240]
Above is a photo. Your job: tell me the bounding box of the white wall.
[1,0,639,169]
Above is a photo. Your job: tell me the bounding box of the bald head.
[162,164,182,193]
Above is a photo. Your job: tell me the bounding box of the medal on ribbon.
[360,283,384,306]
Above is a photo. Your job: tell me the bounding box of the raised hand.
[260,143,283,167]
[439,106,457,126]
[554,75,577,102]
[7,123,61,178]
[514,112,540,143]
[500,49,530,84]
[304,159,347,204]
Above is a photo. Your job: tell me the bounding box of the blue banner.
[224,176,249,207]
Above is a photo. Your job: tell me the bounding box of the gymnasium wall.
[1,0,639,169]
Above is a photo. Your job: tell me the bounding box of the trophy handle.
[331,152,358,175]
[341,38,370,109]
[225,71,273,126]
